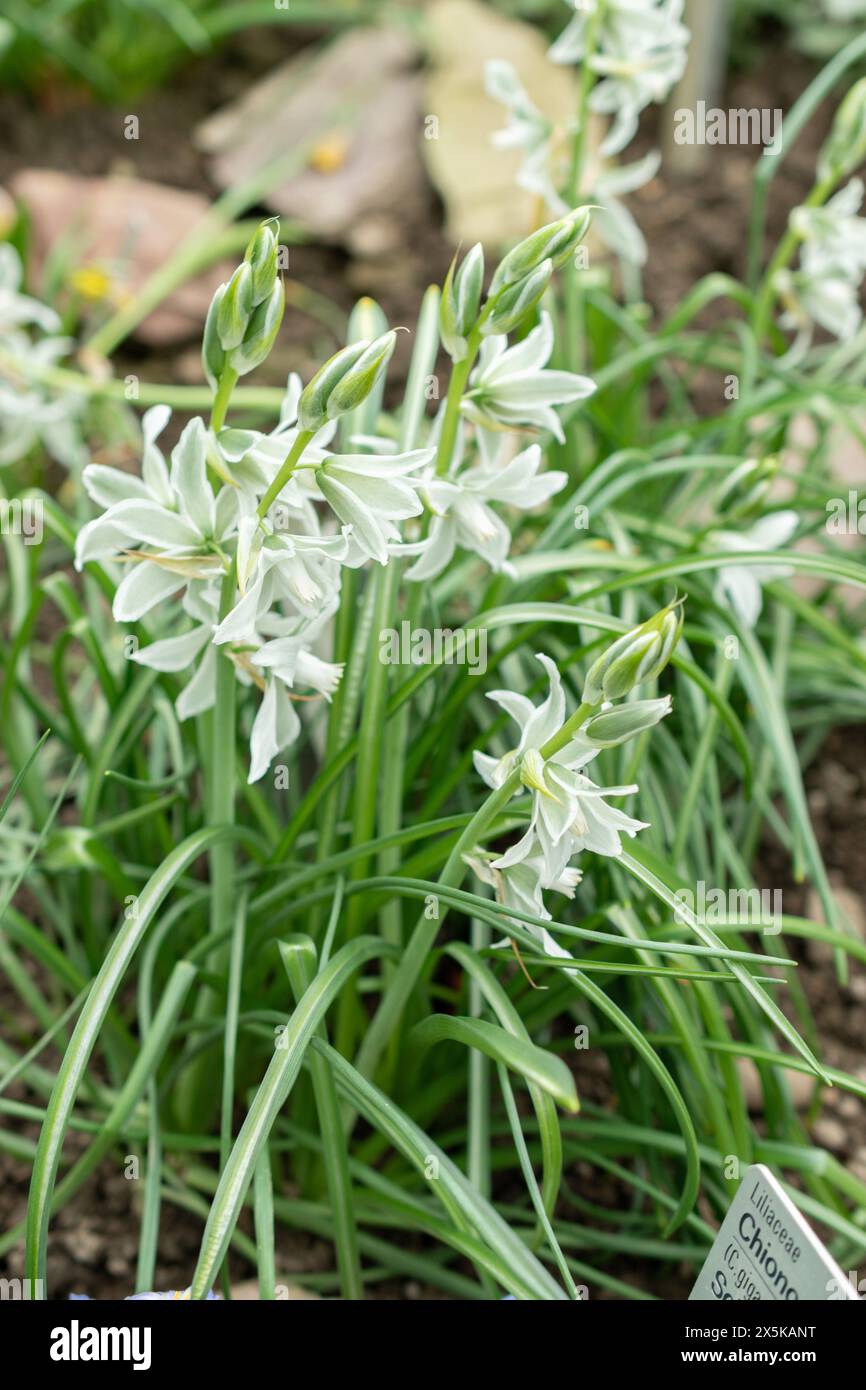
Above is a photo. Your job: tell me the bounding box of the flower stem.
[561,0,603,379]
[257,429,313,518]
[209,368,239,432]
[175,566,237,1133]
[434,326,482,476]
[353,701,595,1091]
[751,173,835,344]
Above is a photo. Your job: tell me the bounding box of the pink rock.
[10,169,234,346]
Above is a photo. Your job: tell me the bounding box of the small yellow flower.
[308,132,350,174]
[69,265,113,302]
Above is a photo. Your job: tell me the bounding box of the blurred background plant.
[0,0,383,102]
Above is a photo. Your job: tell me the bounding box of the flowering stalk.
[356,601,681,1088]
[256,429,314,519]
[751,172,836,344]
[353,698,592,1088]
[561,0,603,381]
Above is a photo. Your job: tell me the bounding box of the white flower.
[214,524,349,641]
[464,312,595,442]
[75,408,239,621]
[405,442,566,580]
[474,653,652,880]
[248,675,302,785]
[129,581,221,721]
[0,332,88,469]
[550,0,690,157]
[314,449,433,565]
[247,604,344,784]
[484,59,660,266]
[485,60,565,213]
[252,608,343,699]
[781,180,866,340]
[593,150,661,265]
[0,244,61,335]
[217,372,336,507]
[466,848,581,963]
[0,249,88,470]
[712,510,798,628]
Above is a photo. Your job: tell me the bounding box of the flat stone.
[196,27,426,244]
[805,881,866,943]
[9,169,234,346]
[422,0,583,247]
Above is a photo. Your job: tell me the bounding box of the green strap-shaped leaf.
[190,935,395,1298]
[24,824,243,1294]
[445,941,564,1220]
[621,846,828,1083]
[410,1014,578,1114]
[316,1040,568,1300]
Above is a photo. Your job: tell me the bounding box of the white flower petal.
[113,563,182,622]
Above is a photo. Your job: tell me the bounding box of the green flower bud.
[715,455,778,520]
[440,243,484,361]
[228,279,284,377]
[818,78,866,182]
[482,259,551,336]
[244,219,280,305]
[216,262,254,352]
[202,284,228,391]
[582,600,684,706]
[298,330,397,432]
[343,296,389,437]
[583,696,672,748]
[489,206,592,293]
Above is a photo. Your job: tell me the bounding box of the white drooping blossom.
[464,312,595,441]
[550,0,690,157]
[247,602,345,783]
[74,212,615,787]
[0,244,61,335]
[473,653,659,884]
[591,150,662,265]
[405,442,567,581]
[712,511,799,629]
[485,58,662,265]
[315,450,433,565]
[0,246,88,470]
[465,848,582,963]
[779,179,866,340]
[129,580,222,722]
[485,59,565,212]
[75,409,238,621]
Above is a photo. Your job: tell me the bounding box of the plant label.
[689,1164,859,1301]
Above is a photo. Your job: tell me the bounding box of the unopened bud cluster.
[203,220,285,388]
[297,331,398,432]
[818,78,866,182]
[439,207,593,361]
[582,600,684,706]
[715,456,778,521]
